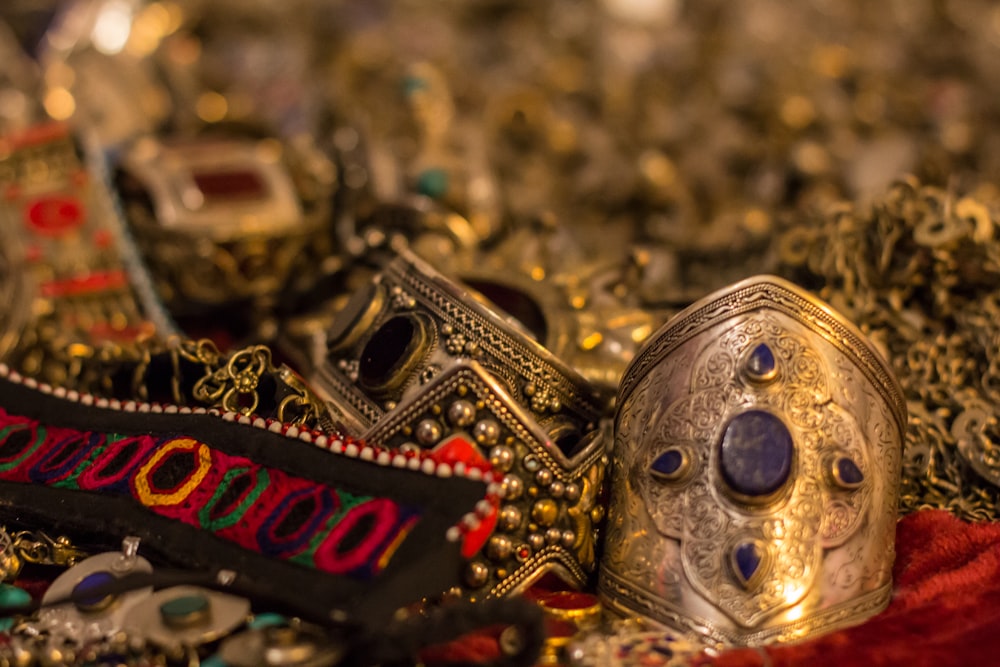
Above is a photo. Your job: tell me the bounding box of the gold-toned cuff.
[365,359,607,599]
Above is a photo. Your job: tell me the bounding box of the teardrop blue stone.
[836,457,864,486]
[734,542,762,584]
[651,449,684,477]
[747,343,776,378]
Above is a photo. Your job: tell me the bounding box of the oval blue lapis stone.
[746,343,776,379]
[719,410,793,497]
[836,457,864,487]
[651,449,685,478]
[72,570,117,611]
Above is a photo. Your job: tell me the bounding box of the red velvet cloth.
[699,510,1000,667]
[430,510,1000,666]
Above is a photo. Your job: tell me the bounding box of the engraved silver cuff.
[313,246,610,446]
[599,275,906,646]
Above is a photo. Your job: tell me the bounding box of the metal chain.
[0,526,89,582]
[775,178,1000,521]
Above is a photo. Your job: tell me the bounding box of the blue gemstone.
[72,571,116,611]
[836,457,864,486]
[651,449,684,477]
[734,542,762,584]
[719,410,793,497]
[746,343,776,378]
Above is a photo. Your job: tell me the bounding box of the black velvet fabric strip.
[0,376,485,626]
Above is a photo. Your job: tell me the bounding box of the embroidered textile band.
[600,275,906,646]
[0,365,495,626]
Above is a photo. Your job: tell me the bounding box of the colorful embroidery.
[0,408,420,580]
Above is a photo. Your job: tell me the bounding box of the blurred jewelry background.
[3,0,1000,663]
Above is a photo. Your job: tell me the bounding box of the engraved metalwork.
[315,246,611,445]
[600,275,905,646]
[365,359,607,599]
[117,134,335,311]
[31,540,154,646]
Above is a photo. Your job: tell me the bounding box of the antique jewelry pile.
[0,0,999,665]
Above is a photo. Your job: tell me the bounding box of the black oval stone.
[358,315,422,391]
[719,410,793,498]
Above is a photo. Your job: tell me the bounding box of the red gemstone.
[517,547,530,560]
[40,270,127,298]
[460,502,497,559]
[192,169,267,204]
[25,195,85,236]
[536,590,599,611]
[431,435,490,468]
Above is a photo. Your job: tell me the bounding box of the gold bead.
[531,499,559,527]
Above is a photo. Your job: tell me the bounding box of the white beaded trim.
[0,366,498,482]
[0,364,502,544]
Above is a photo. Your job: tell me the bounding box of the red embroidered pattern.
[0,408,420,579]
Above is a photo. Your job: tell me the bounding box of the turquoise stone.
[746,343,776,379]
[249,612,286,629]
[719,410,793,497]
[734,542,762,585]
[0,584,30,632]
[416,168,449,199]
[160,593,211,627]
[0,583,30,609]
